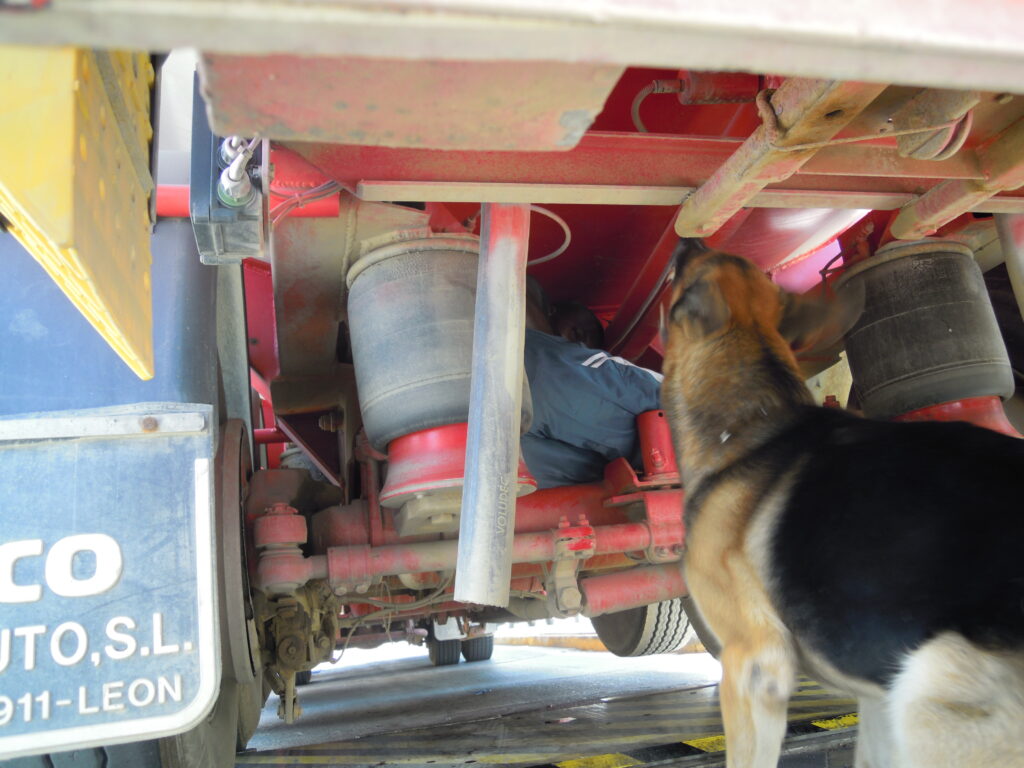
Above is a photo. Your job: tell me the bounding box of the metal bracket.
[545,515,595,616]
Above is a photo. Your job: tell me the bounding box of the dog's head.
[665,238,862,357]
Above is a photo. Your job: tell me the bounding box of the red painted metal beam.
[603,215,679,355]
[287,130,1019,203]
[322,522,656,586]
[674,79,889,237]
[155,182,337,219]
[254,427,288,444]
[258,521,663,592]
[891,117,1024,238]
[156,185,190,218]
[580,563,688,617]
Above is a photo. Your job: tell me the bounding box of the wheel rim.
[218,420,260,684]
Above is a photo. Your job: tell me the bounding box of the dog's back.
[662,242,1024,767]
[767,407,1024,687]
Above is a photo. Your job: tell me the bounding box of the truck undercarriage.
[1,3,1023,765]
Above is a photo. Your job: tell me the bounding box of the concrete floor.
[247,644,724,752]
[239,645,857,767]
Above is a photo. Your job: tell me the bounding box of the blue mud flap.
[0,403,219,759]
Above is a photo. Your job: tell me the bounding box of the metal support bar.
[319,523,654,589]
[892,118,1024,239]
[674,79,888,237]
[996,213,1024,323]
[455,203,530,607]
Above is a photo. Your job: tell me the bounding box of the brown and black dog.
[661,239,1024,768]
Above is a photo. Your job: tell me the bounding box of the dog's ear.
[671,278,731,336]
[778,282,864,354]
[670,237,710,283]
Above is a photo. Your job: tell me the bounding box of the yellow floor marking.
[556,754,642,768]
[683,735,727,752]
[812,713,859,730]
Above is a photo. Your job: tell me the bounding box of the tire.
[592,597,693,657]
[427,638,462,666]
[679,594,721,658]
[461,635,494,662]
[0,741,161,768]
[236,677,269,751]
[158,680,244,768]
[295,670,313,686]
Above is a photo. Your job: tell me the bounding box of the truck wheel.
[592,597,693,656]
[158,681,244,768]
[428,638,462,666]
[679,594,721,658]
[461,635,494,662]
[160,420,267,766]
[236,677,268,750]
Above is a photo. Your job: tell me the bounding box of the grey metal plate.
[0,404,219,759]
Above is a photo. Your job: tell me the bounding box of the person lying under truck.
[522,279,663,489]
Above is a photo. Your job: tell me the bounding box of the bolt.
[140,416,159,433]
[671,544,684,555]
[655,546,668,557]
[558,516,570,529]
[318,411,343,432]
[316,634,332,654]
[277,636,303,664]
[649,447,666,469]
[559,587,582,610]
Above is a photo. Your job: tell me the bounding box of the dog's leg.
[890,632,1024,768]
[854,695,895,768]
[719,638,796,768]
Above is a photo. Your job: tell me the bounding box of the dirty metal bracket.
[674,79,888,237]
[891,117,1024,239]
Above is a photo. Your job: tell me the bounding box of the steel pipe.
[155,183,338,219]
[253,427,288,444]
[581,563,688,618]
[455,203,530,607]
[321,522,655,588]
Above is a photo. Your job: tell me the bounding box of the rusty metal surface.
[891,116,1024,238]
[270,215,351,383]
[674,79,889,237]
[891,88,980,160]
[201,53,623,151]
[292,129,987,189]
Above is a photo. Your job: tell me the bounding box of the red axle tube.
[580,563,688,617]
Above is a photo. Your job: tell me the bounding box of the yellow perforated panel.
[0,45,155,379]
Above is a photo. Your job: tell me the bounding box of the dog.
[660,239,1024,768]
